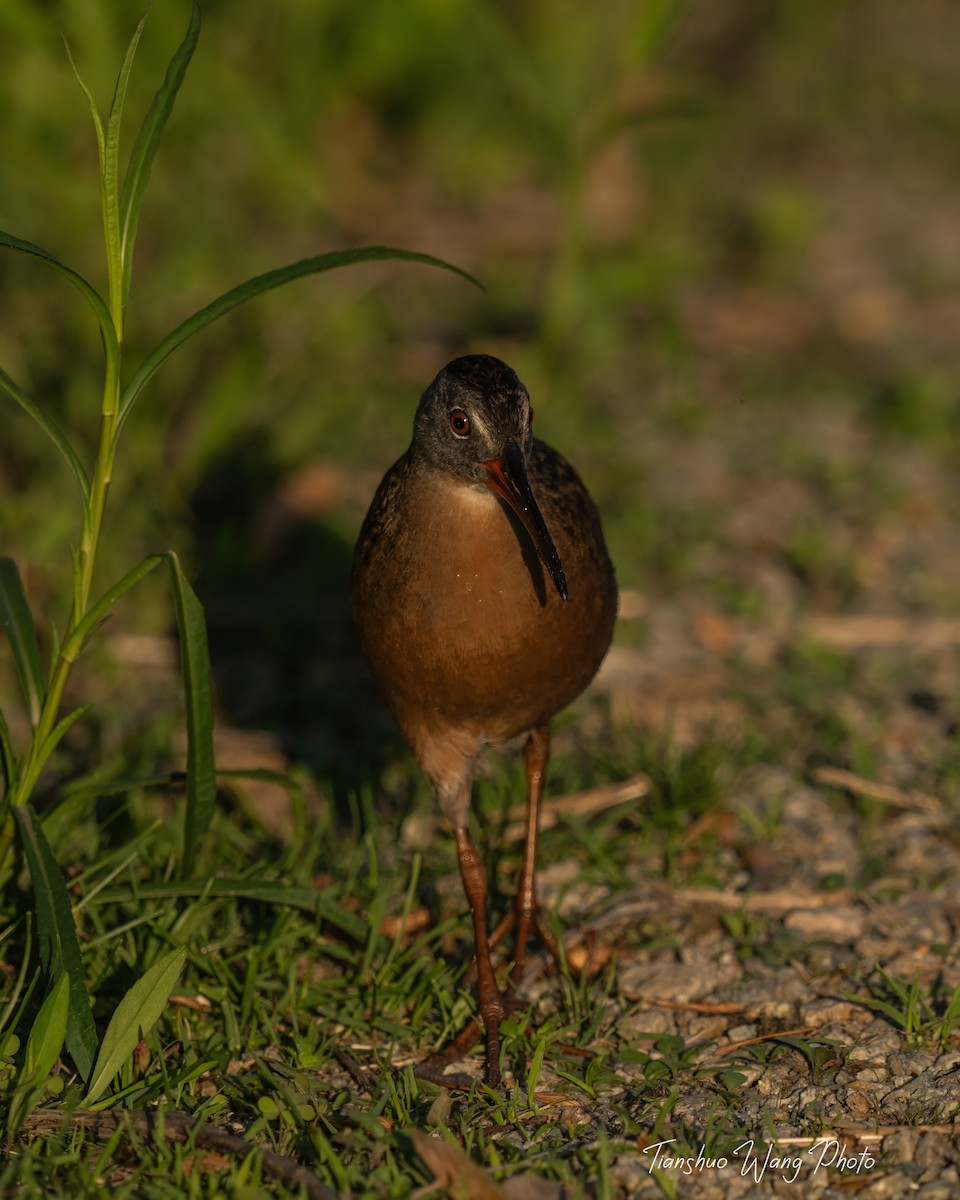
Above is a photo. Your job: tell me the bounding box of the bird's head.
[411,354,567,600]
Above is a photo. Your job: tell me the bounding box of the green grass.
[0,769,728,1195]
[847,969,960,1054]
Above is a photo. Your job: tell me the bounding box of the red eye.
[450,409,471,437]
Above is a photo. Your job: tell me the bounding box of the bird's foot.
[413,1025,495,1091]
[412,983,520,1090]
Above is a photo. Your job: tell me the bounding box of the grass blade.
[91,878,367,941]
[117,246,482,430]
[120,1,201,304]
[162,552,216,876]
[0,558,46,726]
[0,367,90,501]
[527,1034,546,1108]
[14,806,98,1081]
[84,946,186,1106]
[0,704,15,797]
[0,230,118,360]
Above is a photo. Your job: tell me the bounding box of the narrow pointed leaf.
[37,705,94,766]
[526,1034,546,1106]
[14,806,98,1081]
[63,36,105,164]
[91,877,366,941]
[100,9,150,304]
[0,705,15,797]
[65,554,163,664]
[118,247,482,430]
[0,231,117,357]
[0,558,46,726]
[121,1,200,303]
[85,946,186,1105]
[0,368,90,501]
[23,972,70,1084]
[162,553,215,876]
[6,971,70,1136]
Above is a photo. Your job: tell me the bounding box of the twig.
[804,614,960,649]
[812,766,941,813]
[835,1121,960,1139]
[331,1045,377,1097]
[715,1025,818,1058]
[505,773,650,840]
[581,887,856,939]
[641,998,745,1014]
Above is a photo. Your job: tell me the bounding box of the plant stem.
[7,251,123,822]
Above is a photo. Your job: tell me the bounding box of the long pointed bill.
[484,441,568,601]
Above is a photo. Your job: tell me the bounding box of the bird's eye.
[449,409,471,437]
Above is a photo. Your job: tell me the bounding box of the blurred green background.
[1,0,958,796]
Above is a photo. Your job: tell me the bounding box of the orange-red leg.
[512,727,550,980]
[415,827,505,1088]
[414,726,566,1089]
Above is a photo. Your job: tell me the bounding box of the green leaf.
[527,1034,546,1107]
[0,230,118,360]
[0,922,36,1045]
[50,550,215,875]
[0,705,14,798]
[0,558,46,726]
[62,35,105,168]
[14,807,98,1081]
[6,973,69,1136]
[23,973,70,1085]
[64,554,164,663]
[118,246,482,431]
[84,946,186,1105]
[102,8,151,301]
[120,1,201,304]
[843,990,909,1027]
[161,552,216,877]
[37,705,94,767]
[0,367,90,501]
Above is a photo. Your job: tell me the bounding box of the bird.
[352,354,617,1088]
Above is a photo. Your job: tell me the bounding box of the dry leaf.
[409,1129,505,1200]
[502,1174,581,1199]
[380,907,432,937]
[182,1152,232,1174]
[565,939,613,977]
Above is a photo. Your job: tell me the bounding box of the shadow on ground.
[188,430,404,812]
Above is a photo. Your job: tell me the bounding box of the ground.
[1,0,959,1196]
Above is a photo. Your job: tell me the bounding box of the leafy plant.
[5,974,69,1141]
[847,968,960,1052]
[0,1,472,1084]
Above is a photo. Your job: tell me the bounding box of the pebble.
[882,1128,918,1164]
[783,904,865,939]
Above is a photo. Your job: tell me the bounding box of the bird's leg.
[454,826,507,1087]
[414,826,506,1089]
[512,726,553,982]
